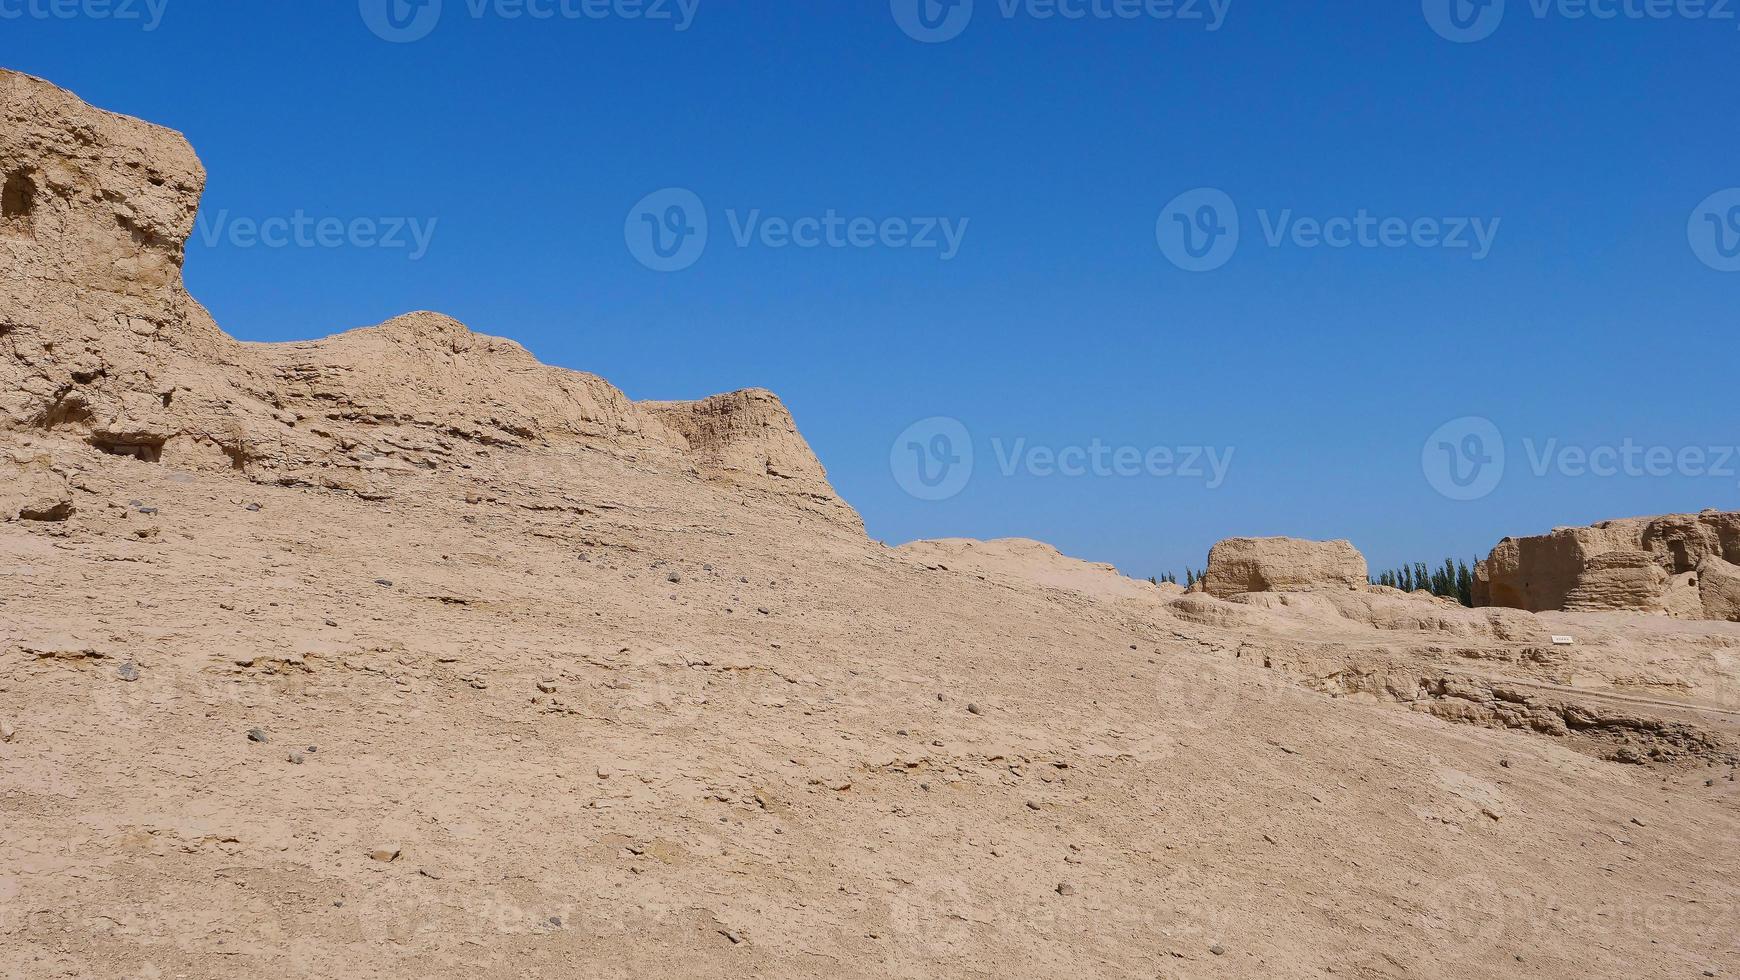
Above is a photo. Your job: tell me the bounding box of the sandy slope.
[2,69,1738,979]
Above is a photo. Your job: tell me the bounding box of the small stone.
[374,579,393,587]
[245,503,262,512]
[287,752,305,765]
[1210,945,1226,956]
[1630,817,1647,828]
[757,607,771,615]
[1025,801,1041,811]
[1055,882,1074,896]
[419,867,443,880]
[667,572,682,584]
[0,721,15,743]
[537,680,558,694]
[116,663,140,682]
[966,703,982,715]
[369,846,401,863]
[1499,758,1511,768]
[324,618,338,627]
[547,915,563,928]
[720,930,743,945]
[307,745,318,753]
[247,728,269,743]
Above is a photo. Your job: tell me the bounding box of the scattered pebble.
[1055,882,1075,896]
[419,867,443,880]
[966,703,982,715]
[537,680,558,694]
[247,728,269,744]
[1025,801,1042,811]
[287,751,305,765]
[1210,945,1226,956]
[667,572,682,584]
[0,721,15,743]
[374,579,393,587]
[115,663,139,682]
[369,846,401,863]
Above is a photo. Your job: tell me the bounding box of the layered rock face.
[1201,536,1369,598]
[0,69,859,528]
[1475,511,1740,621]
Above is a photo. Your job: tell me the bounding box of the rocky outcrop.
[1201,537,1368,598]
[1698,556,1740,623]
[1475,511,1740,620]
[0,451,73,522]
[644,389,860,529]
[0,69,859,527]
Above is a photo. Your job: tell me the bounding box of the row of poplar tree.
[1150,559,1479,608]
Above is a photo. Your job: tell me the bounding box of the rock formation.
[1201,536,1369,598]
[5,69,1740,980]
[1475,511,1740,621]
[0,68,859,529]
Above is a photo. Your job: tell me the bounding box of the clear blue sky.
[6,2,1735,578]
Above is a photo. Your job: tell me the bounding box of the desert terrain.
[2,69,1738,979]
